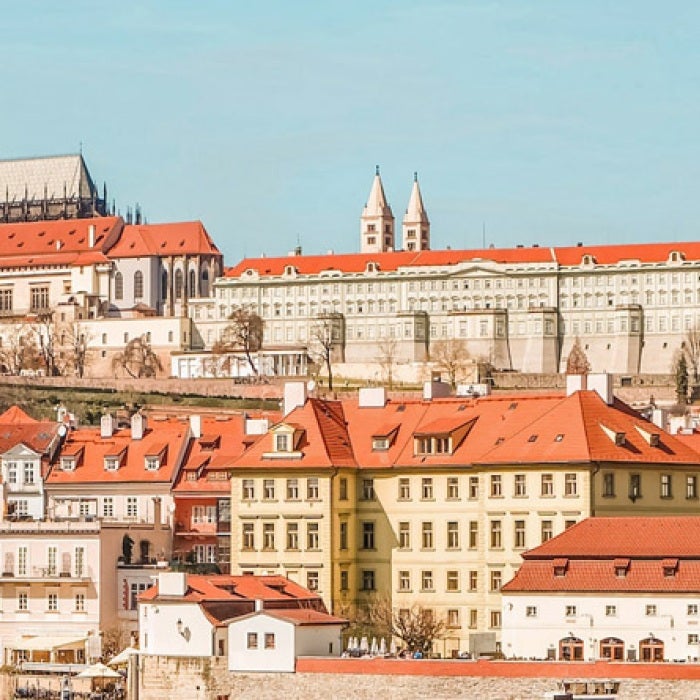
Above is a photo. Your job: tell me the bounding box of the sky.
[1,1,700,263]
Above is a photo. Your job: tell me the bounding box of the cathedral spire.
[402,172,430,251]
[361,166,395,253]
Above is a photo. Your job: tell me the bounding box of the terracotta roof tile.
[109,221,221,258]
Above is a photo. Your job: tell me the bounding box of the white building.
[501,516,700,662]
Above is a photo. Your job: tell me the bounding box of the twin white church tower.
[360,167,430,254]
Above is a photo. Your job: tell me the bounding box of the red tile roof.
[0,406,38,424]
[109,221,221,258]
[263,609,347,626]
[503,517,700,594]
[48,419,189,484]
[225,240,700,278]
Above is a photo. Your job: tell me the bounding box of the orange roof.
[503,517,700,594]
[0,406,38,424]
[224,239,700,279]
[233,390,700,473]
[0,217,122,269]
[48,419,189,484]
[0,406,59,462]
[261,609,347,626]
[109,221,221,258]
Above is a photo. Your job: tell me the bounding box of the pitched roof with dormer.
[47,418,190,485]
[0,406,60,472]
[502,517,700,594]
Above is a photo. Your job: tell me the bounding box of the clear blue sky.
[2,1,700,262]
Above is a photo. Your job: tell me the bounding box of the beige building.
[228,380,700,657]
[181,171,700,382]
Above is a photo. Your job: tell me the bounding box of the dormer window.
[662,558,679,577]
[275,434,291,452]
[372,437,389,451]
[284,265,297,277]
[104,457,119,472]
[145,456,160,471]
[581,254,596,266]
[61,457,76,472]
[553,558,568,577]
[669,250,684,263]
[371,424,399,451]
[614,558,630,578]
[414,436,451,455]
[366,261,379,273]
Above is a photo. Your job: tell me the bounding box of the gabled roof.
[108,221,221,258]
[0,406,38,424]
[502,517,700,594]
[0,405,60,461]
[232,608,347,626]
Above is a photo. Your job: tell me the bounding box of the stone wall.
[136,656,700,700]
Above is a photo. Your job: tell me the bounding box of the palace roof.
[225,239,700,278]
[109,221,221,258]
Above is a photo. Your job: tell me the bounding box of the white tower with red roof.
[360,166,395,254]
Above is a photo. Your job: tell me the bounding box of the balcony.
[0,566,93,582]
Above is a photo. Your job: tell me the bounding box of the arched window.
[114,272,124,300]
[600,637,624,661]
[201,268,210,297]
[134,271,144,299]
[174,269,184,299]
[559,636,584,661]
[161,270,168,300]
[188,269,196,297]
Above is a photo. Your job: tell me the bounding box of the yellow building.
[229,379,700,656]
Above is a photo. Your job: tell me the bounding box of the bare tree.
[62,321,93,378]
[202,339,234,378]
[309,315,343,391]
[566,336,591,375]
[0,325,41,375]
[429,338,471,388]
[219,308,264,376]
[376,335,399,389]
[111,335,164,378]
[31,312,62,376]
[683,325,700,383]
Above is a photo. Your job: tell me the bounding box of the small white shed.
[227,609,345,673]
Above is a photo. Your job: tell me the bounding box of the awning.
[10,635,87,651]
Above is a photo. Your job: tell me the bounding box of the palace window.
[134,271,144,299]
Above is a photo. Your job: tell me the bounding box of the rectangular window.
[361,478,375,501]
[421,570,434,591]
[490,570,502,592]
[689,634,699,645]
[286,522,299,550]
[469,609,478,629]
[18,591,28,611]
[0,287,13,311]
[361,521,375,550]
[490,520,502,548]
[275,433,290,452]
[447,477,459,500]
[564,473,577,496]
[687,475,698,500]
[74,592,86,612]
[646,604,657,616]
[630,473,642,500]
[307,478,319,500]
[264,633,276,649]
[469,521,478,549]
[398,570,411,591]
[398,478,411,500]
[603,472,615,497]
[30,286,50,312]
[286,479,299,500]
[526,606,537,618]
[447,521,459,549]
[47,591,58,612]
[565,605,577,617]
[489,611,501,629]
[421,478,433,500]
[421,522,434,549]
[661,474,672,499]
[514,474,526,497]
[490,475,502,497]
[361,570,375,591]
[541,473,554,496]
[688,604,699,616]
[126,497,138,518]
[18,546,28,576]
[514,520,526,549]
[74,547,85,577]
[7,462,16,484]
[338,477,348,501]
[129,582,149,610]
[263,479,275,500]
[263,523,275,550]
[247,632,258,649]
[306,571,319,591]
[605,605,617,617]
[398,521,410,549]
[102,497,114,518]
[541,520,553,543]
[447,609,460,628]
[23,462,34,485]
[469,476,479,499]
[340,570,349,591]
[47,546,57,575]
[446,570,459,591]
[307,522,320,550]
[469,570,478,591]
[339,521,348,550]
[242,479,255,500]
[242,523,255,550]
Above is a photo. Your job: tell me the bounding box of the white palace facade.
[181,171,700,382]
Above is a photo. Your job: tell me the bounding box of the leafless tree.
[376,335,399,389]
[219,308,264,376]
[309,315,342,391]
[429,338,472,388]
[566,336,591,375]
[683,325,700,383]
[202,340,235,378]
[111,334,163,378]
[31,312,63,376]
[0,324,41,375]
[62,321,93,378]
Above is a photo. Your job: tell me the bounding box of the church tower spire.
[402,172,430,251]
[360,166,395,253]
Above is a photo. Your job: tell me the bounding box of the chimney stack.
[189,414,202,439]
[100,414,115,438]
[88,224,96,248]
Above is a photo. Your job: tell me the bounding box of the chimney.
[255,599,264,612]
[566,374,587,396]
[423,379,451,400]
[245,417,270,435]
[100,414,115,438]
[158,571,187,597]
[284,382,307,416]
[651,408,668,431]
[88,224,96,248]
[189,415,202,439]
[359,387,387,408]
[56,240,62,250]
[131,412,147,440]
[587,373,614,405]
